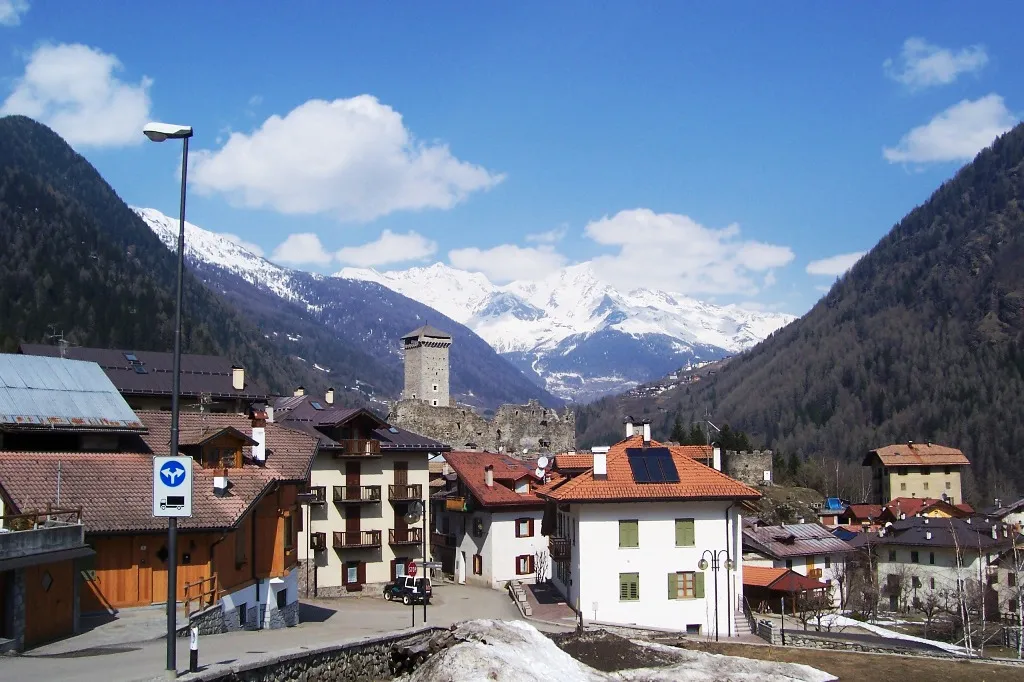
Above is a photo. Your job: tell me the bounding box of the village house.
[19,344,272,414]
[0,353,317,632]
[742,522,855,607]
[278,392,449,597]
[864,442,970,505]
[876,496,973,524]
[431,451,550,589]
[837,503,883,529]
[536,419,759,634]
[982,497,1024,531]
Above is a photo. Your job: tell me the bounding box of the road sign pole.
[423,521,428,624]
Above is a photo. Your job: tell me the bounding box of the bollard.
[189,626,199,672]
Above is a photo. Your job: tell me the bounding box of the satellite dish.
[534,468,545,478]
[445,472,458,481]
[523,448,529,454]
[404,500,423,524]
[537,456,549,469]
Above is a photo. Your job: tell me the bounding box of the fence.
[0,505,82,531]
[184,574,219,617]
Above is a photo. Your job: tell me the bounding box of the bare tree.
[883,563,917,614]
[830,558,849,610]
[533,549,550,584]
[950,520,974,657]
[918,588,945,638]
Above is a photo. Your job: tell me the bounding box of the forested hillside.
[0,115,362,404]
[578,123,1024,502]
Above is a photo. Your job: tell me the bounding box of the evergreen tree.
[670,415,685,443]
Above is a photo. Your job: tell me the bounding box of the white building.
[431,451,551,589]
[538,420,760,635]
[742,522,855,607]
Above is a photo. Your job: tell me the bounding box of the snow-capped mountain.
[337,263,796,400]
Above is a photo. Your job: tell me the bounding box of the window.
[473,554,482,575]
[668,571,704,600]
[785,559,793,569]
[515,518,535,538]
[619,520,639,548]
[888,550,896,561]
[898,469,907,476]
[685,624,701,635]
[276,588,287,610]
[946,482,951,489]
[515,554,535,575]
[432,384,438,391]
[910,551,919,564]
[923,482,929,491]
[238,602,247,626]
[283,514,294,550]
[920,467,931,476]
[675,519,695,547]
[911,576,921,589]
[825,556,831,569]
[345,561,360,585]
[929,552,935,565]
[930,577,935,589]
[473,518,484,537]
[944,466,952,475]
[619,572,639,601]
[1009,572,1017,587]
[900,483,907,491]
[431,400,438,406]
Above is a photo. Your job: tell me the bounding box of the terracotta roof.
[744,566,828,593]
[880,497,971,520]
[843,504,883,521]
[18,344,272,399]
[540,435,760,503]
[865,443,970,467]
[672,445,714,460]
[443,451,545,508]
[554,453,593,470]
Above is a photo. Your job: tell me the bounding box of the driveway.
[0,583,557,682]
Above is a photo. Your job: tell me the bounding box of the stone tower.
[401,325,453,407]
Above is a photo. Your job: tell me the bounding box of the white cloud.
[449,244,567,283]
[190,95,504,222]
[0,43,152,147]
[336,229,437,267]
[583,209,794,295]
[884,37,988,90]
[270,233,333,266]
[220,233,264,257]
[0,0,29,26]
[806,251,865,276]
[883,94,1017,164]
[526,225,568,244]
[763,271,777,287]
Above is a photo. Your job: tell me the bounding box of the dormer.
[179,426,258,469]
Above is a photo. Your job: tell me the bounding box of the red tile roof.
[673,445,714,461]
[443,451,545,508]
[0,412,318,534]
[867,443,970,467]
[881,497,971,520]
[844,504,883,521]
[743,566,789,588]
[540,435,759,503]
[554,453,593,470]
[744,566,829,593]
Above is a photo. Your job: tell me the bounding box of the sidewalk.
[27,606,189,657]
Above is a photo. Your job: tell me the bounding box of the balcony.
[808,568,823,579]
[332,485,382,504]
[297,486,326,506]
[331,439,382,458]
[445,496,470,512]
[389,527,423,545]
[389,484,423,502]
[549,536,571,561]
[332,530,382,549]
[431,532,456,548]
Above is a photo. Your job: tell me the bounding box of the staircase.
[733,610,752,636]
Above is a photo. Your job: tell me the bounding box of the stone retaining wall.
[182,627,442,682]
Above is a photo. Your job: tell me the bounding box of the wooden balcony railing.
[332,439,382,458]
[297,486,326,506]
[549,536,571,561]
[332,530,382,549]
[807,568,823,579]
[388,484,423,502]
[183,574,218,617]
[0,506,83,531]
[332,485,382,504]
[445,497,469,512]
[431,532,456,548]
[389,527,423,545]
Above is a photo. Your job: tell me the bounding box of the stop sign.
[407,562,418,576]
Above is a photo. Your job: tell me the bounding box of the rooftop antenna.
[703,407,721,448]
[56,460,62,507]
[46,326,70,359]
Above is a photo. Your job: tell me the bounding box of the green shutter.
[694,571,705,599]
[619,520,638,548]
[675,519,695,547]
[668,572,678,600]
[620,572,639,601]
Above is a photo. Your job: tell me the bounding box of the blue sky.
[2,1,1022,315]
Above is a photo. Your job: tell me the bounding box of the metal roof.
[743,522,856,559]
[0,355,144,431]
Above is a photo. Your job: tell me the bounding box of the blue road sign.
[154,456,193,517]
[160,460,187,487]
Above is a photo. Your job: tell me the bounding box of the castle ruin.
[722,449,774,487]
[389,325,575,455]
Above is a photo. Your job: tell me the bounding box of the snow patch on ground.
[396,620,834,682]
[822,614,971,656]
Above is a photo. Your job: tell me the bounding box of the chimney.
[624,417,635,438]
[641,419,651,445]
[593,446,609,478]
[325,387,335,405]
[925,530,932,540]
[251,426,266,463]
[992,525,998,540]
[907,440,914,448]
[214,469,229,497]
[294,386,305,397]
[712,446,722,472]
[996,498,1002,509]
[231,366,244,391]
[266,405,274,423]
[484,465,494,488]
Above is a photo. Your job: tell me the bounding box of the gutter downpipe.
[725,500,738,637]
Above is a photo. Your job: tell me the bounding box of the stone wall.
[186,627,443,681]
[187,599,295,636]
[389,399,575,455]
[723,450,773,487]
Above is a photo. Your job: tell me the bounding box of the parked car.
[383,575,432,605]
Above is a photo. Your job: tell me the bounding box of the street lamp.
[699,549,735,641]
[144,120,193,681]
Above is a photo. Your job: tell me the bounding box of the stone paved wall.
[3,568,25,651]
[187,627,442,681]
[723,450,773,487]
[389,399,575,454]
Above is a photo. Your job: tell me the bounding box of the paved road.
[1,584,557,682]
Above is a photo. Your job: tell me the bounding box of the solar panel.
[626,447,680,483]
[133,364,148,374]
[310,401,323,410]
[124,353,138,362]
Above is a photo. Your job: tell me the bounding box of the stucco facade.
[874,465,964,505]
[551,501,743,634]
[436,509,549,589]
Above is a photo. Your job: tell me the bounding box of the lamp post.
[699,549,734,642]
[144,121,194,680]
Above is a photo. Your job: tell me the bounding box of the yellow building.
[863,442,970,505]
